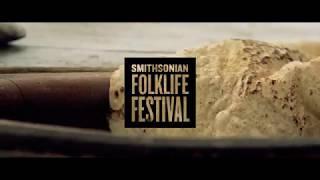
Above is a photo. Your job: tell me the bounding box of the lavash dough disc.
[108,39,320,138]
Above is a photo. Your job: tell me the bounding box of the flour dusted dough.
[109,39,320,138]
[277,41,320,59]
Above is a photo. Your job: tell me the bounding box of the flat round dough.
[108,39,320,138]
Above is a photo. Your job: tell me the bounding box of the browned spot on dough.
[282,104,287,109]
[251,90,259,94]
[243,48,252,53]
[290,92,295,96]
[292,116,299,126]
[274,49,280,55]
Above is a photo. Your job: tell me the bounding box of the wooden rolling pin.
[0,72,111,130]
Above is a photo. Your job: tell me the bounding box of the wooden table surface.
[1,23,320,69]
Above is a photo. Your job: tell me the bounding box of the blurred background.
[2,23,320,68]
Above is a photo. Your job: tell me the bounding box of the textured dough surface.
[109,39,320,138]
